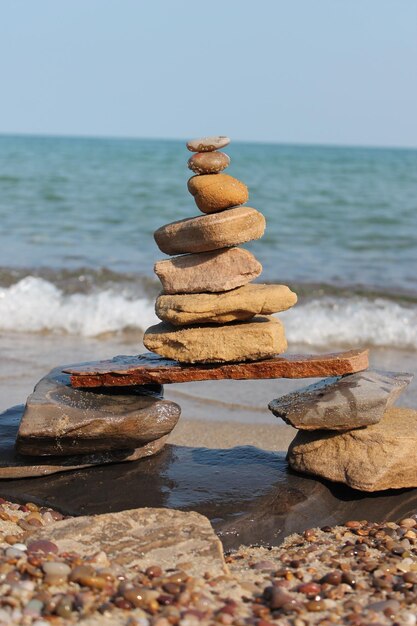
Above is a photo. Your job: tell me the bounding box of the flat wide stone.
[27,508,226,578]
[0,405,168,478]
[16,368,181,456]
[154,207,265,255]
[156,284,298,325]
[66,349,369,388]
[288,407,417,492]
[2,412,417,550]
[144,316,287,364]
[154,247,262,294]
[269,370,413,430]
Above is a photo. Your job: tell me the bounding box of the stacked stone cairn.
[269,369,415,492]
[143,136,297,363]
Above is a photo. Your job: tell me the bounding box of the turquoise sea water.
[0,134,417,350]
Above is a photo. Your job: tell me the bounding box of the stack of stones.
[144,136,297,363]
[269,369,415,492]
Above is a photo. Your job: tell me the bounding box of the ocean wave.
[282,296,417,350]
[0,276,157,336]
[0,276,417,349]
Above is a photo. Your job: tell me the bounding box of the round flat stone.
[143,316,287,364]
[188,174,248,214]
[188,151,230,175]
[155,284,298,325]
[186,136,230,152]
[154,206,265,255]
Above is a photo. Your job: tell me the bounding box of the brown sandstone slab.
[188,174,249,213]
[154,247,262,294]
[143,316,287,364]
[288,407,417,492]
[155,283,298,325]
[269,370,413,431]
[154,207,265,255]
[16,368,180,456]
[66,349,369,388]
[0,405,168,478]
[27,508,227,578]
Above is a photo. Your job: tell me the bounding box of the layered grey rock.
[16,368,180,456]
[269,370,412,431]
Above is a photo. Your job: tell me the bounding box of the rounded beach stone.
[186,136,230,152]
[154,247,262,294]
[287,407,417,492]
[188,174,248,214]
[143,316,287,363]
[155,284,298,325]
[188,151,230,175]
[154,206,265,255]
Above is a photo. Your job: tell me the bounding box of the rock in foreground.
[144,316,287,363]
[155,283,298,325]
[269,370,412,430]
[28,508,226,578]
[288,407,417,491]
[16,368,180,456]
[154,206,265,255]
[154,247,262,294]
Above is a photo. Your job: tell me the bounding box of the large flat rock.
[2,404,417,550]
[269,370,413,430]
[0,405,168,477]
[66,349,370,388]
[144,316,287,363]
[288,407,417,491]
[27,508,226,578]
[16,368,180,456]
[155,283,298,325]
[154,206,265,255]
[154,247,262,294]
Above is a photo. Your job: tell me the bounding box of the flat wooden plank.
[65,349,369,388]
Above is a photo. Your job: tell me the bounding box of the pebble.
[27,540,58,555]
[188,151,230,175]
[186,136,230,152]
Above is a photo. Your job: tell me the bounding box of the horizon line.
[1,131,416,152]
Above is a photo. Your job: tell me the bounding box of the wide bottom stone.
[0,405,168,478]
[143,316,287,363]
[2,405,417,549]
[288,407,417,491]
[16,368,180,456]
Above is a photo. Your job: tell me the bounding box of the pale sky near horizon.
[1,0,416,148]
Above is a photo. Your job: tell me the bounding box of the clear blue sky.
[1,0,416,147]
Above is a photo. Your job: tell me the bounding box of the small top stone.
[186,136,230,152]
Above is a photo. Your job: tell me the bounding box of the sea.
[1,134,416,418]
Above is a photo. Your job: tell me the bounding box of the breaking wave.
[0,276,416,349]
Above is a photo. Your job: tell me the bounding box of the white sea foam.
[0,277,417,349]
[280,296,417,350]
[0,276,157,336]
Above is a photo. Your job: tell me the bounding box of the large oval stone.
[154,207,265,255]
[188,174,248,213]
[188,151,230,174]
[143,316,287,363]
[154,247,262,294]
[186,136,230,152]
[288,407,417,491]
[155,284,297,325]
